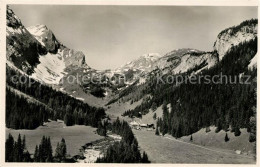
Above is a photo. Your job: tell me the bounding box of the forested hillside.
[6,65,106,129]
[6,88,52,129]
[123,38,257,141]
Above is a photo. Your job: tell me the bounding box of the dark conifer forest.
[123,38,257,141]
[96,118,150,163]
[5,134,32,162]
[6,133,70,163]
[6,66,106,129]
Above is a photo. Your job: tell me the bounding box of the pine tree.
[16,134,23,162]
[205,127,211,133]
[37,136,53,162]
[22,135,26,151]
[215,120,222,133]
[225,133,229,142]
[40,136,46,162]
[141,151,150,163]
[153,113,157,120]
[5,133,32,162]
[23,151,31,162]
[190,135,193,142]
[46,137,53,162]
[234,126,241,136]
[5,133,14,162]
[55,142,60,159]
[155,126,159,135]
[151,102,157,111]
[162,102,169,135]
[55,138,67,161]
[175,123,182,138]
[60,138,67,160]
[34,145,39,162]
[97,121,107,136]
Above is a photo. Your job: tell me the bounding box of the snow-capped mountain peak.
[142,53,162,60]
[27,24,60,53]
[27,24,49,37]
[6,7,89,85]
[116,53,161,73]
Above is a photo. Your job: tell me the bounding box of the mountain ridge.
[6,6,258,102]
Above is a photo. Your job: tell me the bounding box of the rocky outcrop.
[6,6,89,84]
[214,19,257,61]
[6,6,47,74]
[27,24,60,53]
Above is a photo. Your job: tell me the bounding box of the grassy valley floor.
[6,120,104,157]
[179,127,255,155]
[133,129,255,164]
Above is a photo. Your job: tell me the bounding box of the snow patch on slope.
[27,24,47,46]
[31,53,66,84]
[6,26,24,36]
[170,53,217,74]
[27,24,47,36]
[116,53,162,73]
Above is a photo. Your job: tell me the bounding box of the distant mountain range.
[6,5,257,101]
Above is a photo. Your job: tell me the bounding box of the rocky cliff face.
[214,19,257,60]
[154,49,218,75]
[6,6,89,84]
[6,6,47,74]
[27,24,60,53]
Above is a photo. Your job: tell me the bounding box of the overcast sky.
[10,5,257,70]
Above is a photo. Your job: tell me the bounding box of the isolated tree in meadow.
[190,135,193,142]
[155,126,159,135]
[153,113,157,120]
[225,133,229,142]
